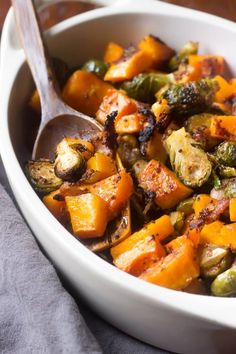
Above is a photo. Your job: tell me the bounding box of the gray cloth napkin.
[0,158,169,354]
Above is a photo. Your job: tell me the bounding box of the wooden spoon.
[11,0,102,159]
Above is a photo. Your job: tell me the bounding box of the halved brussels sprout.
[211,267,236,297]
[218,166,236,178]
[81,59,109,78]
[54,138,86,181]
[158,79,219,116]
[26,159,62,194]
[121,72,174,103]
[210,178,236,200]
[165,127,212,188]
[185,113,219,150]
[215,142,236,167]
[199,244,232,279]
[168,41,198,71]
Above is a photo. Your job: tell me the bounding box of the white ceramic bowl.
[1,1,236,353]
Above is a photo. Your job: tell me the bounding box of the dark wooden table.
[0,0,236,30]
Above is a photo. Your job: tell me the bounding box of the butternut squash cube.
[229,198,236,222]
[65,193,108,238]
[104,50,153,82]
[63,70,113,116]
[104,41,124,64]
[115,113,144,134]
[138,160,192,209]
[138,35,174,66]
[140,236,199,290]
[87,152,117,180]
[96,89,137,125]
[43,189,67,223]
[210,116,236,141]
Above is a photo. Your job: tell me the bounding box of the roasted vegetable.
[137,159,192,209]
[104,41,124,64]
[214,75,236,103]
[215,142,236,167]
[117,135,142,168]
[54,138,86,181]
[81,59,109,78]
[140,129,167,163]
[66,193,109,238]
[210,116,236,141]
[104,49,153,82]
[210,178,236,200]
[218,166,236,178]
[87,152,117,180]
[26,160,62,194]
[229,198,236,222]
[199,244,232,279]
[168,41,198,71]
[43,189,67,222]
[96,89,137,125]
[188,55,225,80]
[140,236,199,290]
[185,113,219,150]
[176,197,194,216]
[121,72,174,103]
[211,267,236,297]
[200,221,236,250]
[63,70,113,116]
[165,128,212,188]
[138,35,174,67]
[158,79,219,115]
[169,211,185,233]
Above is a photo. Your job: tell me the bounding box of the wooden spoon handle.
[11,0,65,121]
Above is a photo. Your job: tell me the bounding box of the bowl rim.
[1,1,236,330]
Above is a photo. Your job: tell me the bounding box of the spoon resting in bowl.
[11,0,102,159]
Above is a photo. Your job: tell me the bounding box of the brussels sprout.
[211,267,236,297]
[121,72,174,103]
[81,59,109,78]
[165,127,212,188]
[26,160,62,194]
[168,41,198,71]
[210,178,236,200]
[176,197,194,216]
[218,166,236,178]
[169,211,185,233]
[54,138,86,181]
[158,79,219,116]
[199,244,232,279]
[185,113,219,150]
[117,135,142,168]
[215,142,236,167]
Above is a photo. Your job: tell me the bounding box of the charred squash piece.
[89,170,133,218]
[115,113,145,134]
[200,221,236,250]
[140,236,199,290]
[87,152,117,180]
[138,160,192,209]
[63,70,113,116]
[138,35,174,67]
[112,236,166,276]
[96,89,137,125]
[43,189,67,223]
[210,116,236,141]
[214,76,236,103]
[104,41,124,64]
[104,50,153,82]
[192,194,216,216]
[188,55,225,80]
[65,193,109,238]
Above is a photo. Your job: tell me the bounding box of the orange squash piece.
[104,50,153,82]
[65,193,109,238]
[214,75,236,103]
[113,236,166,276]
[201,221,236,250]
[115,113,145,134]
[63,70,113,116]
[188,55,225,81]
[143,130,167,163]
[192,194,216,216]
[96,89,137,125]
[229,198,236,222]
[43,189,67,223]
[89,170,133,218]
[140,236,199,290]
[104,41,124,64]
[87,152,117,180]
[138,35,174,67]
[111,215,174,260]
[137,160,192,209]
[210,116,236,141]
